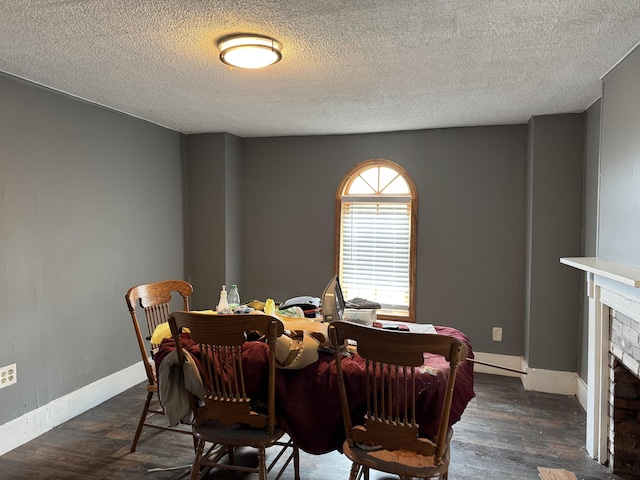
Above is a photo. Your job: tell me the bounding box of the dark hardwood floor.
[0,373,622,480]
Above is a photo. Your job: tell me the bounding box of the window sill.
[376,310,412,322]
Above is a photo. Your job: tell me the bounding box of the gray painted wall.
[185,133,227,309]
[0,75,185,425]
[579,100,601,379]
[240,127,528,355]
[524,120,535,364]
[599,46,640,265]
[224,134,243,294]
[185,133,244,310]
[525,114,584,372]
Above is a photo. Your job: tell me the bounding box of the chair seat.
[194,420,287,448]
[342,429,452,478]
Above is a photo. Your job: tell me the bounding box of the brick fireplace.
[560,257,640,469]
[608,310,640,477]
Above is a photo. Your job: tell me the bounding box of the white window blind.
[340,200,411,312]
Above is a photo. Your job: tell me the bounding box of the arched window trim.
[334,159,418,322]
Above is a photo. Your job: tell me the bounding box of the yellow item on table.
[264,298,276,316]
[244,300,266,311]
[150,321,194,344]
[150,322,172,344]
[151,316,200,345]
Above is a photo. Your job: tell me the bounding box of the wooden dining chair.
[328,321,468,480]
[125,279,194,452]
[168,311,300,480]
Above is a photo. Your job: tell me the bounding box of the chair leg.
[130,390,153,452]
[190,439,205,480]
[228,445,235,464]
[293,444,300,480]
[258,446,267,480]
[349,462,360,480]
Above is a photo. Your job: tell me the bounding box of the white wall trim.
[0,362,145,456]
[473,352,523,377]
[474,352,582,397]
[577,374,588,411]
[522,366,579,395]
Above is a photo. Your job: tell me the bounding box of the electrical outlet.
[492,327,503,342]
[0,363,17,389]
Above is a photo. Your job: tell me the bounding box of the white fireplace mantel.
[561,257,640,287]
[561,256,640,463]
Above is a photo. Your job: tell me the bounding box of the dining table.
[154,322,475,455]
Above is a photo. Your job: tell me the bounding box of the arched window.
[335,159,417,321]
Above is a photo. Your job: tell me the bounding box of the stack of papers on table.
[373,320,436,334]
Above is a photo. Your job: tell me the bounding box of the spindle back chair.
[125,279,193,452]
[328,321,467,480]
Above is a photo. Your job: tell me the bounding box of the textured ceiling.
[1,1,640,137]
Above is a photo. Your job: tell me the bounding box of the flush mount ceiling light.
[218,34,282,69]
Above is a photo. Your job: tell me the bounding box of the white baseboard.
[522,366,578,395]
[0,361,145,456]
[576,374,588,410]
[472,352,524,377]
[473,352,583,398]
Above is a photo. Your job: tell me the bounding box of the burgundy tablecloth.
[155,325,475,455]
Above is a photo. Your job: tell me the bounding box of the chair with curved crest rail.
[168,311,300,480]
[125,279,194,452]
[328,320,468,480]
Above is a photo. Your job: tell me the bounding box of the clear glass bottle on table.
[228,285,240,310]
[217,285,229,312]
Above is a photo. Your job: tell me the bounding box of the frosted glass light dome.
[218,35,282,69]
